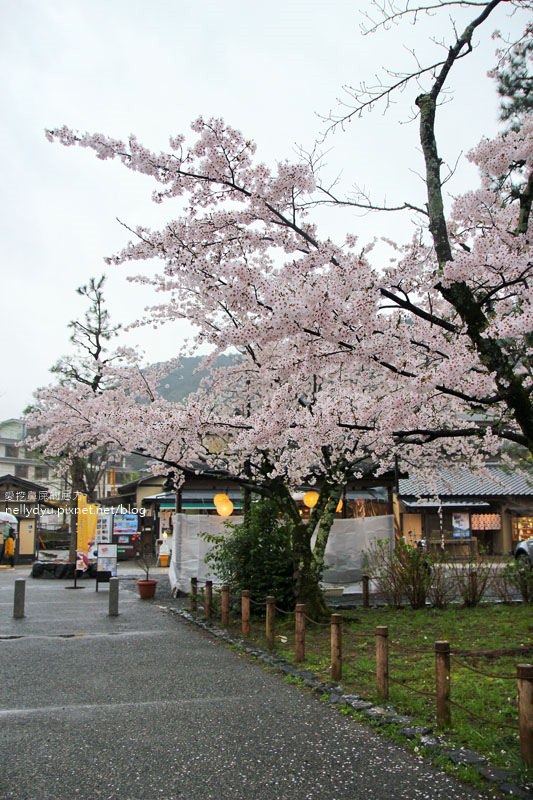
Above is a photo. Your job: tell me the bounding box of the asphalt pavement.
[0,565,492,800]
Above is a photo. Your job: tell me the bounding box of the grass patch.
[214,603,533,784]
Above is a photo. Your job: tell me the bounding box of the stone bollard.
[109,577,119,617]
[13,579,25,619]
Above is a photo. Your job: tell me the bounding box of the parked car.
[514,538,533,566]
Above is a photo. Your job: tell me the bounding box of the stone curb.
[161,605,533,800]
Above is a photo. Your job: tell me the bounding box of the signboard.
[452,512,470,538]
[113,514,138,535]
[96,543,118,591]
[95,514,112,544]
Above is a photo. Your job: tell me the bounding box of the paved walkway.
[0,566,491,800]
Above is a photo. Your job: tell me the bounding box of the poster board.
[96,543,118,591]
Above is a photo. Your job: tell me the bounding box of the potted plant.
[136,554,158,599]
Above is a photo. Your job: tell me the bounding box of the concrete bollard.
[109,577,119,617]
[13,579,25,619]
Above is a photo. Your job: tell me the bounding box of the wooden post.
[435,640,451,727]
[295,603,306,663]
[330,614,343,681]
[376,626,389,700]
[469,570,477,605]
[362,575,370,608]
[517,664,533,766]
[204,580,213,620]
[265,596,275,649]
[191,577,198,612]
[221,585,230,626]
[241,590,250,636]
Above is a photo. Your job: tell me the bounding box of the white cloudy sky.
[0,0,528,420]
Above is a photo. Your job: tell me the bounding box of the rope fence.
[185,578,533,766]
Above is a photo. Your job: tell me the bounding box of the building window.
[5,445,19,458]
[15,464,29,478]
[35,466,49,481]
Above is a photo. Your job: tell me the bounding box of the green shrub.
[203,497,295,610]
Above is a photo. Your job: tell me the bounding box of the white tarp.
[169,513,394,593]
[319,516,393,584]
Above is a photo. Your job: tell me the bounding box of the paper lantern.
[216,498,234,517]
[213,493,230,507]
[336,499,343,513]
[303,491,319,509]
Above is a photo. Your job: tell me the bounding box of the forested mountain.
[158,354,239,403]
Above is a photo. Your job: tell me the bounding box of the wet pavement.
[0,565,493,800]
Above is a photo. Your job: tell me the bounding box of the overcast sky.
[0,0,528,421]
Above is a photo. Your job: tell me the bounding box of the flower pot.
[137,579,158,599]
[159,554,170,568]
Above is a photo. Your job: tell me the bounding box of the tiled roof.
[399,464,533,498]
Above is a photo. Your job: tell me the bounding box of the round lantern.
[216,498,234,517]
[213,493,230,508]
[303,491,319,509]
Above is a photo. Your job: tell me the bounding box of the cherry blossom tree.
[39,0,532,607]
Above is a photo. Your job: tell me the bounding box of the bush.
[363,539,433,609]
[203,497,295,610]
[495,558,533,604]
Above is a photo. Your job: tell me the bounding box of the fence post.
[295,604,306,663]
[221,585,230,627]
[376,626,389,699]
[108,577,119,617]
[330,614,343,681]
[13,579,25,619]
[241,590,250,636]
[190,577,198,612]
[362,575,370,608]
[266,596,275,649]
[205,580,213,620]
[435,640,451,727]
[517,664,533,767]
[468,570,478,605]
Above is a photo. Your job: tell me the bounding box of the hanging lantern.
[336,499,343,513]
[303,491,319,509]
[213,493,229,508]
[216,498,234,517]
